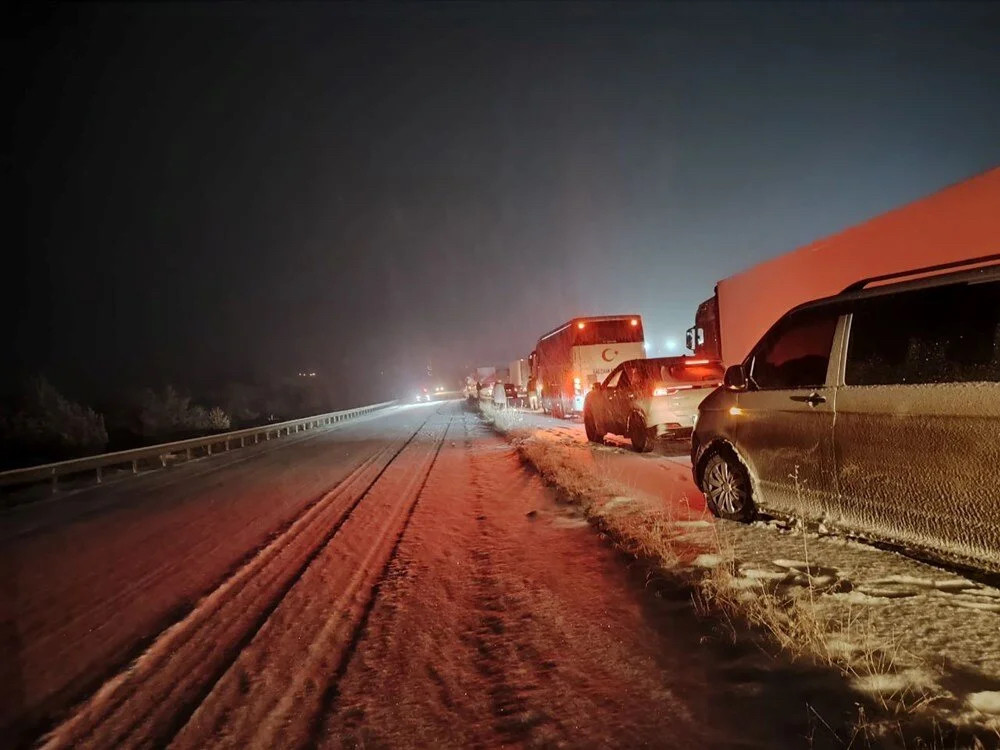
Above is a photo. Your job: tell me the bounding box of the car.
[690,262,1000,570]
[414,388,431,403]
[583,357,724,452]
[503,383,520,407]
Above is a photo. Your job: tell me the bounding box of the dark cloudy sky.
[7,1,1000,401]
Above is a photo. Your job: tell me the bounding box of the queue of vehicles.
[476,166,1000,570]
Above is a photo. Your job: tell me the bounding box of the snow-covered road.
[3,401,862,748]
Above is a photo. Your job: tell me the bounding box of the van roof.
[789,259,999,316]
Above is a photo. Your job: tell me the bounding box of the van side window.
[749,308,839,390]
[604,368,623,388]
[846,280,1000,385]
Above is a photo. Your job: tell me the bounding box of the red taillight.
[577,322,586,329]
[685,359,710,365]
[630,318,638,326]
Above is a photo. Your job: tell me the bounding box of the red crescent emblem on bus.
[601,348,617,362]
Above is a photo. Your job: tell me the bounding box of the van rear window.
[846,280,1000,385]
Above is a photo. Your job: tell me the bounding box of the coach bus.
[531,315,646,417]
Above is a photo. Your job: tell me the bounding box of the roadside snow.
[481,404,1000,743]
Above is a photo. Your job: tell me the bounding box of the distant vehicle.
[584,357,724,452]
[692,261,1000,571]
[686,167,1000,368]
[508,359,530,395]
[491,382,507,408]
[414,388,431,403]
[532,315,645,417]
[503,382,520,407]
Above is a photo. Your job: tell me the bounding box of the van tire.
[628,413,653,453]
[701,451,755,522]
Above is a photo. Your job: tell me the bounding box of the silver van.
[691,262,1000,570]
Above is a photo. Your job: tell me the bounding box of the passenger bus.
[531,315,646,417]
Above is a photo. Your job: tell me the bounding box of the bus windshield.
[574,319,644,346]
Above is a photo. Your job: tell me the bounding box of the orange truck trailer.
[687,167,1000,367]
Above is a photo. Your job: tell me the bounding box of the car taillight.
[652,384,694,397]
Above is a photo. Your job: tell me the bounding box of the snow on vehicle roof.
[538,315,643,341]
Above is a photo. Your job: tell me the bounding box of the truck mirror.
[685,328,695,351]
[591,382,602,391]
[724,364,748,391]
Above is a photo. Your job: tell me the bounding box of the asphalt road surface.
[3,402,857,748]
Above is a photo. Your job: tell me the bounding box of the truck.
[532,315,646,417]
[508,358,530,395]
[686,166,1000,367]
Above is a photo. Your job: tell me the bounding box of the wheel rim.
[705,459,746,515]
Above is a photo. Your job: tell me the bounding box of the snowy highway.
[2,401,869,748]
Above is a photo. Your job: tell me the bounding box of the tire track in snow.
[39,412,435,750]
[461,416,559,748]
[170,415,454,749]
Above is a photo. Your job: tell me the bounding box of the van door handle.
[790,392,826,407]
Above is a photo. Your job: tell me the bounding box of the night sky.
[7,2,1000,402]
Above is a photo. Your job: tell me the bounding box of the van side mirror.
[591,382,602,392]
[724,364,748,391]
[685,328,695,352]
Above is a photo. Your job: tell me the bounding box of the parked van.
[691,260,1000,570]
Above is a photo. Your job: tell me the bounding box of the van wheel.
[628,414,654,453]
[702,452,755,522]
[584,410,602,443]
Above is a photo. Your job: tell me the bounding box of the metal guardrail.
[0,400,397,492]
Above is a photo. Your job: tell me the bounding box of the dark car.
[503,383,520,407]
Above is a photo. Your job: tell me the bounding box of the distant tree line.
[0,373,355,471]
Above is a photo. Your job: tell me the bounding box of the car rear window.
[662,362,724,384]
[627,360,724,385]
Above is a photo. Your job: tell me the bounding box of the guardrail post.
[206,443,212,456]
[224,439,230,452]
[160,454,168,468]
[240,436,245,448]
[132,460,138,474]
[96,466,102,484]
[51,471,58,494]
